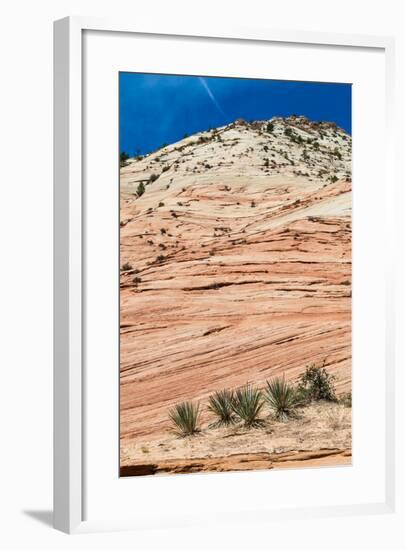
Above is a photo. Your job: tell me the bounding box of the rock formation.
[119,115,352,471]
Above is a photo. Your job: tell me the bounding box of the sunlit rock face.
[119,116,352,452]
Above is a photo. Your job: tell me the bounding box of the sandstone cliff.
[119,115,352,464]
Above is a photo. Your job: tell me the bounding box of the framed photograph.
[54,17,398,535]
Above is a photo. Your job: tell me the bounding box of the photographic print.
[119,74,352,477]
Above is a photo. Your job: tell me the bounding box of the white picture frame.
[54,16,398,535]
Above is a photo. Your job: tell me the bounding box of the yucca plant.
[208,389,238,428]
[231,384,265,428]
[264,377,301,421]
[168,401,201,437]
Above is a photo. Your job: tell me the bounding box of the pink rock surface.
[119,116,352,461]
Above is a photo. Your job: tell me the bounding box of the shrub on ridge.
[297,362,337,403]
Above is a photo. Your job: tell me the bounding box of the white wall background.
[0,0,403,548]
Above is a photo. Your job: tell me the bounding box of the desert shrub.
[149,173,159,183]
[263,158,269,168]
[120,151,130,167]
[231,384,265,428]
[302,149,309,161]
[158,202,165,207]
[251,201,256,208]
[264,377,302,421]
[136,182,145,197]
[329,175,338,183]
[208,389,238,428]
[162,165,170,173]
[169,401,200,437]
[132,276,142,286]
[160,228,167,235]
[297,362,337,403]
[339,392,352,408]
[266,122,274,133]
[121,262,132,271]
[155,254,166,263]
[325,405,348,429]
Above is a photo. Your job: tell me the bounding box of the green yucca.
[169,401,201,437]
[264,377,301,421]
[231,384,265,428]
[208,389,238,428]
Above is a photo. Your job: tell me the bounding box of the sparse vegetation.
[121,262,132,271]
[297,363,337,403]
[155,254,166,263]
[120,151,130,167]
[208,389,238,428]
[136,182,145,197]
[264,377,302,421]
[326,405,348,429]
[231,384,265,428]
[169,401,201,437]
[339,392,352,408]
[132,276,142,286]
[149,173,159,183]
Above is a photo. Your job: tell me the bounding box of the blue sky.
[120,73,351,156]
